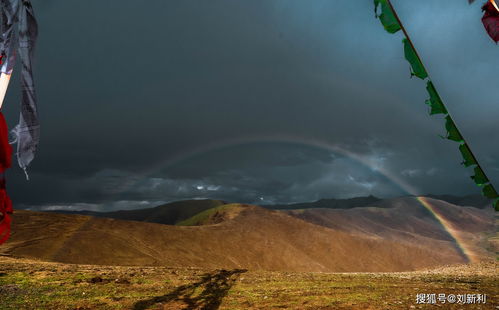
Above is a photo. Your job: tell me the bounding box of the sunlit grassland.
[0,257,497,309]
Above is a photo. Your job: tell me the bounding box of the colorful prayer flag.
[0,112,12,245]
[469,0,499,43]
[471,166,489,186]
[482,184,498,199]
[444,116,464,143]
[459,144,478,167]
[374,0,401,34]
[403,39,428,79]
[425,81,448,115]
[481,1,499,43]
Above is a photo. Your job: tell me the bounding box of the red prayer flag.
[0,112,12,173]
[0,187,12,245]
[482,1,499,43]
[0,112,12,245]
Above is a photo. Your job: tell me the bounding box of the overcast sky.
[4,0,499,211]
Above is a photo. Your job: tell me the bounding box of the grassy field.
[0,256,497,309]
[175,204,245,226]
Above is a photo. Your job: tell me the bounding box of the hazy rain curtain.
[0,0,38,245]
[374,0,499,211]
[470,0,499,43]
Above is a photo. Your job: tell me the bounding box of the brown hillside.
[0,203,473,272]
[287,197,496,263]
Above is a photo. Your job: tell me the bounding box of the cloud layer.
[5,0,498,211]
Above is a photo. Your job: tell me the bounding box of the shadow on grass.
[133,268,247,310]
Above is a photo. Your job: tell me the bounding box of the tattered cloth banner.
[374,0,499,211]
[0,0,39,245]
[470,0,499,43]
[2,0,39,178]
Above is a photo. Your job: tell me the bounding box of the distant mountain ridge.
[48,199,227,225]
[263,195,381,210]
[45,194,493,226]
[424,194,490,209]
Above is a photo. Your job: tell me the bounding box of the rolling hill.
[286,197,496,263]
[1,197,495,272]
[45,196,383,223]
[48,199,227,225]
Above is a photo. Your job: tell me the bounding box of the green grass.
[176,204,239,226]
[0,257,497,309]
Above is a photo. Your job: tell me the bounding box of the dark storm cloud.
[5,0,499,210]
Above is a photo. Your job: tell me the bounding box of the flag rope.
[376,0,499,211]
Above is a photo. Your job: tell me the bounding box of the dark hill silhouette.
[48,199,227,225]
[263,195,381,210]
[424,194,490,209]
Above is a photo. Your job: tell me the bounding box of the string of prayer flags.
[374,0,499,210]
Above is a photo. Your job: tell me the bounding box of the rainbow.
[415,196,477,263]
[111,134,479,262]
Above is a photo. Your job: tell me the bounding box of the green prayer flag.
[482,184,498,199]
[458,144,477,167]
[402,39,428,79]
[471,167,489,186]
[444,116,464,143]
[374,0,401,34]
[425,81,448,115]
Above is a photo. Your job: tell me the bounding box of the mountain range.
[44,194,491,226]
[1,195,496,272]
